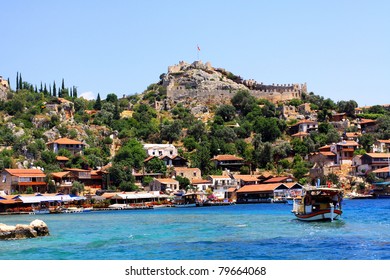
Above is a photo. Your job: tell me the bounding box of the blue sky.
[1,0,389,106]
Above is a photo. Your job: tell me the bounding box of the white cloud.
[79,91,96,100]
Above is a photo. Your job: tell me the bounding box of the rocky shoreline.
[0,219,49,240]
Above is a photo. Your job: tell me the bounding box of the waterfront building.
[360,153,390,172]
[230,174,261,188]
[207,175,236,199]
[0,169,47,194]
[236,183,289,203]
[191,178,213,192]
[62,168,106,190]
[149,178,179,192]
[171,167,201,181]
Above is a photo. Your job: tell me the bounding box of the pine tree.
[53,81,57,97]
[94,93,102,110]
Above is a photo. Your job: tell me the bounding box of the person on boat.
[304,193,312,205]
[331,193,339,208]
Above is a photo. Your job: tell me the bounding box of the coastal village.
[1,61,390,214]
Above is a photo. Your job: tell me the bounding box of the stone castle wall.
[167,87,304,105]
[164,61,306,106]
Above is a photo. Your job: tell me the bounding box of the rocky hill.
[157,60,307,108]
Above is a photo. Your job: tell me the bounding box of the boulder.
[30,219,50,236]
[0,219,49,240]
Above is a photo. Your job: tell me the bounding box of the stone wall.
[167,86,304,106]
[163,61,306,106]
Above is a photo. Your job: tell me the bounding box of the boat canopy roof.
[304,188,343,197]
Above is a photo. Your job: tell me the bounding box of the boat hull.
[173,203,197,208]
[294,209,342,221]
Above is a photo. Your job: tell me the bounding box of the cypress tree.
[73,86,77,98]
[49,84,52,96]
[16,72,19,91]
[7,78,10,90]
[94,93,102,110]
[53,81,57,97]
[19,73,23,90]
[114,101,120,120]
[40,82,43,93]
[44,83,48,95]
[61,78,65,91]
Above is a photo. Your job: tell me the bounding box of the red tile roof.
[232,175,260,182]
[292,132,309,137]
[237,183,287,193]
[320,152,337,157]
[360,118,376,124]
[4,169,46,177]
[156,178,178,184]
[337,141,359,146]
[211,155,244,161]
[143,156,156,162]
[174,167,200,172]
[47,137,84,145]
[262,176,291,184]
[64,168,91,172]
[208,175,231,179]
[365,153,390,158]
[372,167,390,173]
[346,132,361,138]
[191,179,212,185]
[51,171,72,178]
[56,156,69,161]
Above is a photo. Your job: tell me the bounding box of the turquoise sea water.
[1,199,390,260]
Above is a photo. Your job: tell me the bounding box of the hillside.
[1,63,390,195]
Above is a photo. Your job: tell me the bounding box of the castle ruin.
[161,61,307,107]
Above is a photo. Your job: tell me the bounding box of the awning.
[0,199,20,204]
[18,195,74,203]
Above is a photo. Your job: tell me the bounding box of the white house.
[207,175,236,199]
[143,144,178,157]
